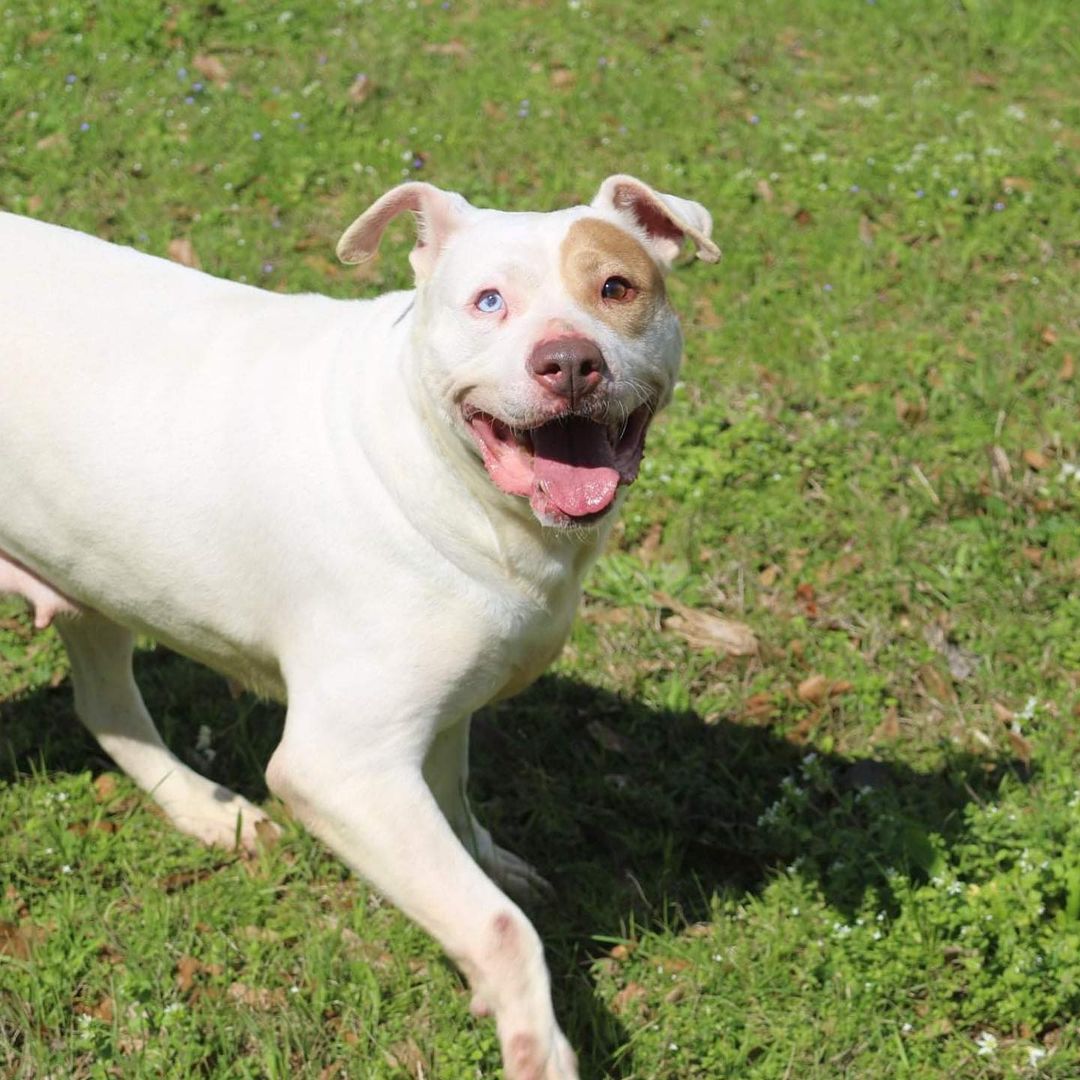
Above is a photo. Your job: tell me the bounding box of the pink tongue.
[531,417,620,517]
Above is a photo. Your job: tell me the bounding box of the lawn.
[1,1,1079,1077]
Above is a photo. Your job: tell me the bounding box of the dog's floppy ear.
[591,174,720,267]
[337,182,473,279]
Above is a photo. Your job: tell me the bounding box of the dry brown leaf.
[918,664,954,703]
[93,773,118,801]
[0,921,48,960]
[227,981,287,1010]
[587,721,631,755]
[755,178,775,203]
[758,564,781,588]
[1022,449,1050,471]
[610,981,649,1017]
[550,67,576,88]
[384,1037,429,1079]
[659,597,759,657]
[793,207,813,227]
[423,38,470,57]
[192,53,229,85]
[347,73,373,105]
[1039,325,1058,346]
[1022,546,1044,567]
[1060,353,1075,382]
[167,237,201,269]
[35,132,68,151]
[1002,176,1034,193]
[796,674,831,704]
[871,707,900,742]
[1007,729,1033,766]
[743,692,776,722]
[991,701,1014,724]
[968,70,997,88]
[176,954,200,993]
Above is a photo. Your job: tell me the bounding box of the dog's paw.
[481,843,555,906]
[170,793,279,852]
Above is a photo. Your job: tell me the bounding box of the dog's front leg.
[267,705,578,1080]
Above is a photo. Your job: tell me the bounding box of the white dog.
[0,176,717,1079]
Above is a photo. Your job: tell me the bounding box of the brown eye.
[601,276,633,301]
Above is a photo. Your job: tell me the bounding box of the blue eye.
[475,289,505,313]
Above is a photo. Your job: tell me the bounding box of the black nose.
[527,337,607,403]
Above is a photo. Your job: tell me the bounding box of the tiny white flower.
[1028,1046,1048,1066]
[901,1022,913,1034]
[975,1031,998,1056]
[61,864,73,874]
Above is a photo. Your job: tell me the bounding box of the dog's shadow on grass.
[1,651,1022,1079]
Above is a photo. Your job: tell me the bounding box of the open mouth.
[463,405,652,526]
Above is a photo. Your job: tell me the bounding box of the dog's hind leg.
[424,717,554,903]
[55,611,275,850]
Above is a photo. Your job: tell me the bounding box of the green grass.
[2,0,1079,1076]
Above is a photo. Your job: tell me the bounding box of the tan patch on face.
[559,218,667,338]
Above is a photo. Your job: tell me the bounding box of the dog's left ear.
[592,174,720,267]
[337,182,473,280]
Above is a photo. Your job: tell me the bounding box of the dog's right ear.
[336,182,473,281]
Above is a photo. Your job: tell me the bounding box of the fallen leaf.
[1039,325,1058,346]
[587,721,631,755]
[384,1037,430,1079]
[227,981,287,1010]
[167,237,201,269]
[918,664,954,703]
[991,701,1014,724]
[610,981,649,1017]
[0,921,48,959]
[743,692,776,722]
[659,595,759,657]
[192,53,229,86]
[176,954,200,993]
[1060,353,1075,381]
[75,995,114,1022]
[871,707,900,742]
[347,73,373,105]
[793,207,813,227]
[968,70,997,88]
[1022,546,1044,567]
[550,66,576,88]
[422,38,471,58]
[35,132,68,151]
[609,942,636,962]
[755,178,775,203]
[1002,176,1033,193]
[1007,729,1033,766]
[1022,449,1050,471]
[796,674,831,704]
[93,773,118,801]
[758,564,781,588]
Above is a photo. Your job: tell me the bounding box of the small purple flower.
[949,187,959,197]
[177,67,188,79]
[317,53,328,66]
[79,121,90,132]
[192,81,204,92]
[410,155,424,170]
[993,201,1005,211]
[252,131,263,141]
[749,114,761,125]
[261,262,274,274]
[849,184,860,193]
[65,73,77,85]
[184,96,195,105]
[915,188,925,198]
[598,56,609,68]
[291,111,302,120]
[441,0,451,8]
[822,283,833,292]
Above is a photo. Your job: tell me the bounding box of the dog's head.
[337,176,719,529]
